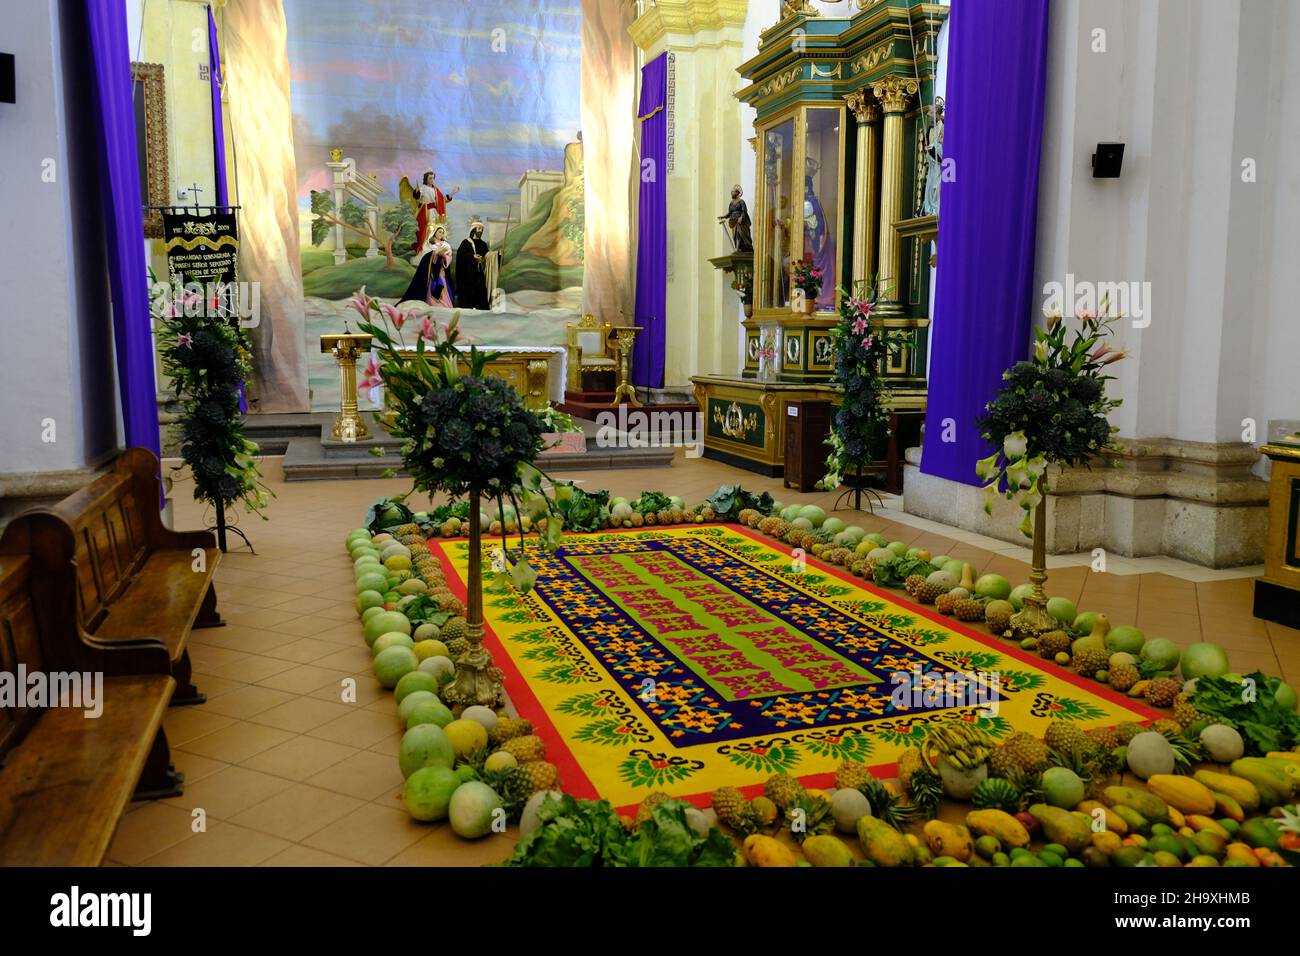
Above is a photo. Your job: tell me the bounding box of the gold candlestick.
[320,331,373,441]
[1010,481,1055,639]
[442,487,506,710]
[610,326,643,406]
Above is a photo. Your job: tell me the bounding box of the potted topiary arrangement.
[976,303,1126,638]
[820,283,904,500]
[353,290,565,707]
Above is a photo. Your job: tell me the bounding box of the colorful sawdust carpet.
[433,525,1157,810]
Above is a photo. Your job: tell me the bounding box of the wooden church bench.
[0,447,221,705]
[0,553,181,867]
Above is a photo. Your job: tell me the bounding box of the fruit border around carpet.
[426,522,1159,816]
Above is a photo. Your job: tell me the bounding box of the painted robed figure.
[400,170,459,254]
[455,222,491,311]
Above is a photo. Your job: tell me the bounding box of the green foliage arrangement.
[153,282,270,516]
[976,304,1125,536]
[821,285,905,491]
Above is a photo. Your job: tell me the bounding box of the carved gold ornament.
[714,401,759,441]
[871,74,919,113]
[845,89,881,124]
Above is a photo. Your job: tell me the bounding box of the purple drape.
[86,0,160,461]
[920,0,1049,485]
[632,53,667,390]
[208,5,228,205]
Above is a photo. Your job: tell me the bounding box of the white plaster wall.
[1035,0,1300,448]
[1,0,120,475]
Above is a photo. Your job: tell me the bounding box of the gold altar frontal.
[691,374,925,476]
[1254,434,1300,629]
[394,347,553,412]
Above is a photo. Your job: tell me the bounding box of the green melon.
[791,517,814,531]
[1180,643,1229,681]
[361,605,386,624]
[1009,583,1035,611]
[403,766,459,822]
[448,781,504,839]
[886,541,908,557]
[1045,597,1077,626]
[1042,767,1086,808]
[943,559,967,577]
[373,646,419,688]
[372,632,415,657]
[1073,611,1101,635]
[821,517,846,536]
[397,690,439,723]
[1140,638,1180,672]
[797,505,826,527]
[356,590,385,612]
[1275,681,1298,712]
[843,527,867,544]
[394,669,441,704]
[399,723,455,778]
[418,655,456,685]
[929,554,950,569]
[406,698,454,730]
[974,574,1012,601]
[781,504,801,521]
[363,611,411,645]
[1105,625,1146,655]
[355,572,389,594]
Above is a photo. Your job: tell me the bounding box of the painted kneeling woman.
[399,225,455,307]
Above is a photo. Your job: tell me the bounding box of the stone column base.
[902,438,1268,568]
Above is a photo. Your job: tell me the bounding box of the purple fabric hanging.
[208,5,228,206]
[86,0,160,462]
[632,53,667,390]
[919,0,1049,486]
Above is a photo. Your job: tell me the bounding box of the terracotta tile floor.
[106,454,1300,866]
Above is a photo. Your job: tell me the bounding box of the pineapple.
[488,716,533,746]
[635,791,672,825]
[1037,630,1071,660]
[1108,664,1140,692]
[985,603,1014,634]
[896,747,925,789]
[1152,718,1183,736]
[904,574,928,598]
[1045,720,1094,758]
[1073,647,1110,678]
[737,508,757,526]
[914,580,948,605]
[784,793,834,843]
[515,760,560,794]
[935,592,960,616]
[446,637,471,659]
[1173,693,1209,728]
[953,598,985,622]
[758,516,781,535]
[500,734,546,763]
[1115,722,1145,745]
[1087,725,1121,752]
[440,618,469,643]
[769,519,791,540]
[711,786,756,833]
[763,773,805,811]
[1144,677,1182,708]
[653,509,672,526]
[992,731,1050,775]
[834,761,876,791]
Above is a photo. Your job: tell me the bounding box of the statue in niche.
[922,99,945,217]
[803,156,836,308]
[718,185,753,253]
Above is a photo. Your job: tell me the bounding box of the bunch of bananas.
[921,723,991,771]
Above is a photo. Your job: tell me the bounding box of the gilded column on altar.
[871,74,918,314]
[845,90,880,298]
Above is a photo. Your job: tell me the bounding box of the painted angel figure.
[400,170,459,254]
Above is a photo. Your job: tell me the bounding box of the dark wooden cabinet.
[783,399,833,492]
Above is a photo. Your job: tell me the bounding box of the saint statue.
[718,185,753,253]
[455,222,491,311]
[400,170,460,254]
[398,224,455,308]
[803,156,836,308]
[922,100,945,217]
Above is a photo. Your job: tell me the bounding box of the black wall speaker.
[1092,142,1124,178]
[0,53,15,104]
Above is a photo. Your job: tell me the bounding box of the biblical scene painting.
[284,0,585,409]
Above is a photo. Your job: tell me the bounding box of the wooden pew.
[0,553,181,866]
[0,447,221,705]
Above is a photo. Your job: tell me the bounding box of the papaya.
[1081,846,1112,867]
[1103,785,1169,825]
[923,820,974,861]
[856,815,915,867]
[1224,842,1261,866]
[1111,845,1150,868]
[1166,806,1186,829]
[1211,791,1245,822]
[1027,804,1092,854]
[1237,816,1282,851]
[1185,855,1220,867]
[1090,830,1123,854]
[1145,775,1216,815]
[1111,805,1150,835]
[1152,850,1183,867]
[742,834,798,867]
[1147,833,1187,861]
[1192,830,1227,859]
[1193,769,1259,812]
[1265,750,1300,763]
[801,834,855,867]
[1078,799,1127,835]
[964,809,1030,849]
[1228,758,1294,807]
[1264,756,1300,784]
[1185,815,1230,838]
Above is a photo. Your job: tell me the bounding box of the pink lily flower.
[380,303,406,330]
[348,286,370,322]
[176,332,193,348]
[1100,350,1127,365]
[851,316,869,335]
[861,335,874,352]
[357,354,382,391]
[1076,307,1097,321]
[418,317,436,341]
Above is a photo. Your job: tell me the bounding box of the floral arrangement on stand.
[791,260,823,314]
[820,284,904,491]
[153,277,271,516]
[975,302,1126,537]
